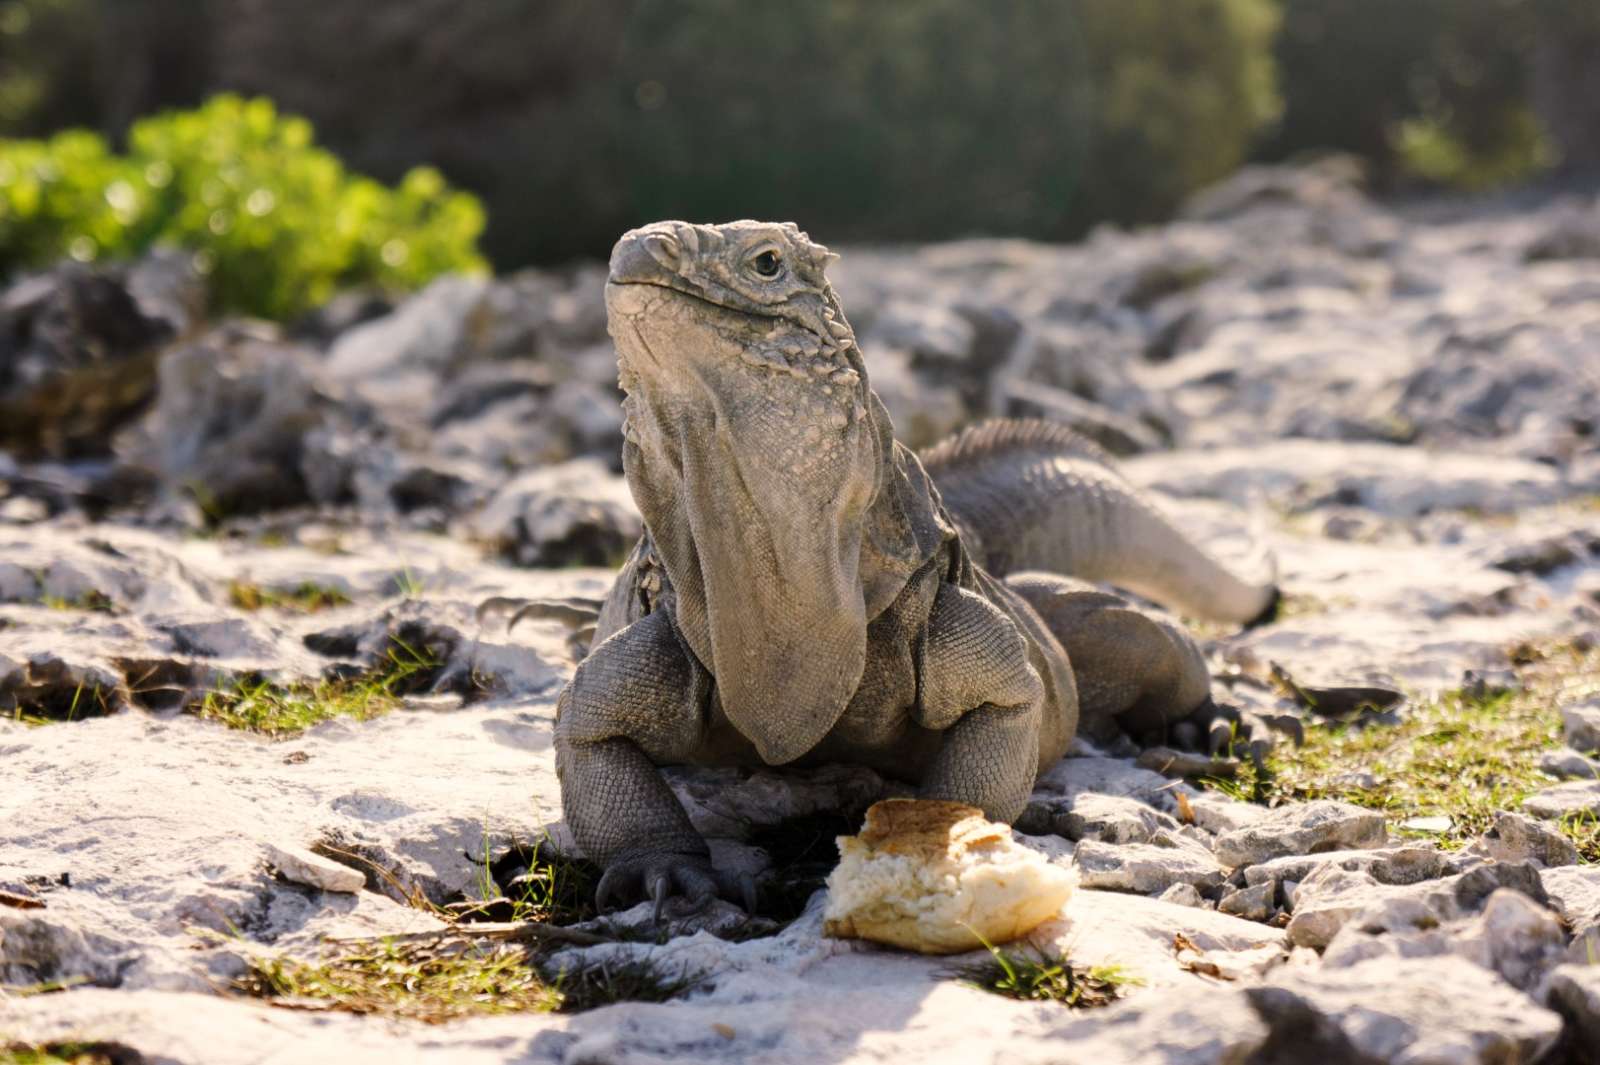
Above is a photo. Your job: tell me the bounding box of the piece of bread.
[822,798,1077,955]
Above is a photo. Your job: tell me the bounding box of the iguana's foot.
[595,850,757,923]
[1168,697,1303,770]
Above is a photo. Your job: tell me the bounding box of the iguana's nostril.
[608,227,682,283]
[642,232,682,270]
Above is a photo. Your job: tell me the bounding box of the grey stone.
[0,561,41,602]
[0,259,184,460]
[1565,696,1600,753]
[1541,746,1600,780]
[1247,957,1562,1065]
[1541,864,1600,959]
[1325,888,1571,992]
[468,459,642,568]
[1128,441,1567,519]
[868,299,975,363]
[1212,800,1387,870]
[1397,814,1453,835]
[1459,889,1571,990]
[1288,860,1547,949]
[133,324,349,515]
[1523,780,1600,820]
[1157,883,1205,908]
[262,842,367,894]
[1183,791,1268,835]
[1043,986,1270,1065]
[0,910,135,989]
[1135,746,1240,779]
[1469,810,1579,868]
[38,560,104,604]
[1217,881,1275,922]
[1074,836,1225,895]
[1241,845,1447,890]
[1050,791,1182,844]
[1543,964,1600,1065]
[325,274,491,383]
[1033,756,1186,811]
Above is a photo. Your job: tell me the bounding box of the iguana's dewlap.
[822,798,1077,955]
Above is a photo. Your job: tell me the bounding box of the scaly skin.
[552,220,1278,914]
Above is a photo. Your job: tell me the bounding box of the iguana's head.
[605,220,885,764]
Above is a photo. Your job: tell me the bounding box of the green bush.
[148,0,1281,264]
[0,94,486,318]
[1261,0,1599,190]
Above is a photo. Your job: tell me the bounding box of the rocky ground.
[2,160,1600,1064]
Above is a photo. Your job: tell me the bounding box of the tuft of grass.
[194,636,439,736]
[955,941,1140,1008]
[239,939,560,1023]
[1561,811,1600,865]
[1206,641,1600,859]
[549,958,706,1013]
[476,836,600,927]
[9,682,113,727]
[228,580,351,613]
[239,939,703,1020]
[0,1044,138,1065]
[390,567,426,599]
[39,591,115,614]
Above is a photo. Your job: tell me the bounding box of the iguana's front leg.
[914,584,1045,821]
[555,609,718,916]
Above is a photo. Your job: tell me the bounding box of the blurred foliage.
[592,0,1279,245]
[0,95,486,318]
[1072,0,1280,223]
[1397,109,1555,192]
[0,0,99,135]
[0,0,1282,266]
[1,0,1598,271]
[1264,0,1600,188]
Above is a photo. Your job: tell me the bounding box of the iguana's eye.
[751,249,783,279]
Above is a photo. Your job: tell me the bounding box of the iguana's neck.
[622,384,952,763]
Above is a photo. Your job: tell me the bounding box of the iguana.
[551,220,1276,916]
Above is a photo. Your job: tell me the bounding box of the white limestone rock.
[1240,845,1447,890]
[1543,964,1600,1062]
[1523,780,1600,820]
[1157,883,1205,908]
[1046,791,1183,844]
[1323,889,1568,992]
[1246,957,1562,1064]
[1217,881,1276,922]
[1468,811,1579,868]
[1564,696,1600,753]
[1074,835,1225,896]
[262,841,367,894]
[1287,860,1548,949]
[1212,800,1387,870]
[1540,746,1600,780]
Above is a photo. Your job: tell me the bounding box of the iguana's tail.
[919,420,1277,626]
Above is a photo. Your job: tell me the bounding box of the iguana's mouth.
[605,279,830,341]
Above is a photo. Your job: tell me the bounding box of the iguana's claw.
[594,852,722,922]
[1180,698,1282,764]
[650,872,671,925]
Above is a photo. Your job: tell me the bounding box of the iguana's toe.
[595,851,723,922]
[476,595,602,631]
[1179,698,1288,770]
